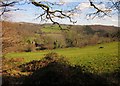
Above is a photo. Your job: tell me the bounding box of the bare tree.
[87,0,120,19]
[0,0,119,28]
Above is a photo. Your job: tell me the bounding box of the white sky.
[1,1,118,26]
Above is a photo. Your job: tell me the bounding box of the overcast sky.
[2,0,118,26]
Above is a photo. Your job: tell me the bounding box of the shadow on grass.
[2,53,119,86]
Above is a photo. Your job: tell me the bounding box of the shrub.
[23,44,35,52]
[18,52,68,72]
[44,52,68,64]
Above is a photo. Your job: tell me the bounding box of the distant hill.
[2,21,119,53]
[90,25,118,32]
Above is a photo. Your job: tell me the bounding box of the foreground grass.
[4,42,119,73]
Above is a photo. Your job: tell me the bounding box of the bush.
[23,44,35,52]
[19,52,68,72]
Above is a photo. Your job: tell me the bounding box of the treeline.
[23,25,119,52]
[2,21,119,53]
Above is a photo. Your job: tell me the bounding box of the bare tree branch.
[87,0,112,19]
[31,1,76,29]
[0,0,26,19]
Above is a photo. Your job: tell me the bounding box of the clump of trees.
[62,25,118,48]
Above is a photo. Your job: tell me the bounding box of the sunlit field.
[4,42,119,73]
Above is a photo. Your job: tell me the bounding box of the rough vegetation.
[2,53,120,86]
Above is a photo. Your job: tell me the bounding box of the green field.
[4,42,119,73]
[41,25,68,33]
[41,25,61,33]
